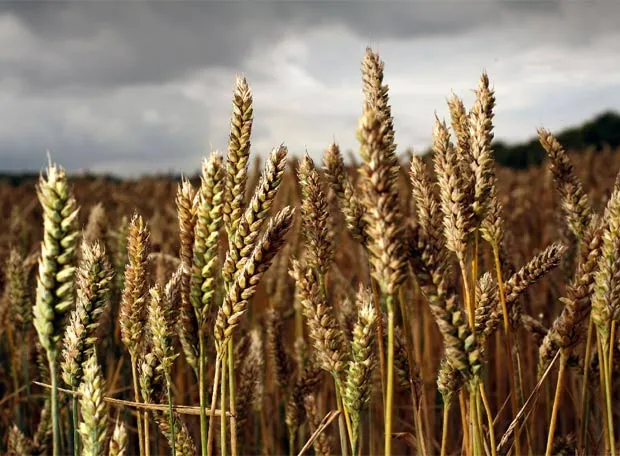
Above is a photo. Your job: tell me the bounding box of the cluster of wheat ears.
[1,47,619,456]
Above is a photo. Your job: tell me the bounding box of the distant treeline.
[493,111,620,169]
[1,111,619,185]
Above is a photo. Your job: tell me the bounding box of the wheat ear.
[33,161,80,456]
[118,213,151,456]
[61,242,113,454]
[176,178,200,376]
[78,354,108,456]
[109,418,128,456]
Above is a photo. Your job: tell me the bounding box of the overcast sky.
[0,1,619,177]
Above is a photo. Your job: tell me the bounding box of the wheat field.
[0,47,619,456]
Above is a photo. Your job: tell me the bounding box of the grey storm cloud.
[0,1,618,176]
[1,0,598,93]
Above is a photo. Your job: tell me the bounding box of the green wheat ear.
[33,161,80,360]
[78,354,108,456]
[108,418,128,456]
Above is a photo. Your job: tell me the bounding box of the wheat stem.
[579,318,594,453]
[221,350,228,456]
[199,331,208,456]
[479,383,497,456]
[130,358,145,456]
[440,399,451,456]
[596,334,611,454]
[228,337,238,456]
[469,388,481,456]
[397,285,427,455]
[544,352,567,456]
[599,336,616,456]
[334,379,350,456]
[49,359,60,456]
[385,296,395,456]
[72,394,79,455]
[608,322,616,379]
[459,391,471,456]
[492,244,521,456]
[335,375,354,449]
[207,356,222,456]
[371,278,386,407]
[165,376,176,456]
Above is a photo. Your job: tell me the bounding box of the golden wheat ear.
[323,142,368,245]
[62,242,113,390]
[539,128,592,240]
[298,153,335,276]
[224,76,254,239]
[214,206,295,351]
[224,144,288,286]
[7,424,31,456]
[175,178,200,376]
[118,212,151,456]
[119,213,151,359]
[468,72,496,226]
